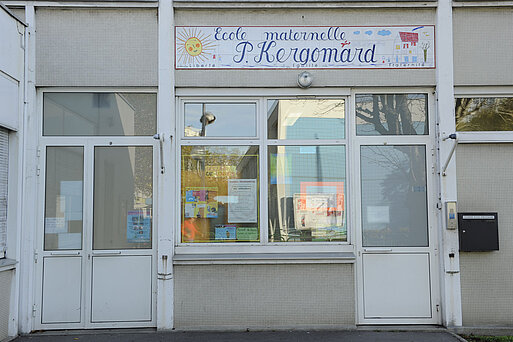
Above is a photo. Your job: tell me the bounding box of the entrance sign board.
[175,26,435,69]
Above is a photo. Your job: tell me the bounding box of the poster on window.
[215,225,237,240]
[175,26,435,69]
[127,209,152,243]
[228,179,257,223]
[184,187,218,219]
[293,193,344,231]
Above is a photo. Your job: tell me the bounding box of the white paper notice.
[45,217,67,234]
[367,205,390,224]
[228,179,257,223]
[57,233,82,249]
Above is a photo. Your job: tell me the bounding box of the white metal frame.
[454,87,513,143]
[349,88,441,325]
[175,91,353,255]
[33,88,159,330]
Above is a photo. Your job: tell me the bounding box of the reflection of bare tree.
[362,146,427,247]
[455,97,513,131]
[356,94,428,135]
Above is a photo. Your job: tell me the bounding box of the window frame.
[176,94,352,253]
[42,91,158,137]
[455,87,513,143]
[349,88,436,256]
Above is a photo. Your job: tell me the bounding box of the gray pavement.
[12,329,466,342]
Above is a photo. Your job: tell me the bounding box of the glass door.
[36,142,156,329]
[90,145,154,324]
[35,91,158,330]
[353,93,440,324]
[358,144,434,322]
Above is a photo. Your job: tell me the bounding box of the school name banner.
[175,26,435,69]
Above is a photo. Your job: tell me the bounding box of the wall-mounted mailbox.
[458,213,499,252]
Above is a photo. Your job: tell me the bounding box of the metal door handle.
[363,248,393,253]
[50,251,81,256]
[92,251,122,256]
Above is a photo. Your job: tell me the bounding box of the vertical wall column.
[156,0,175,330]
[18,2,37,334]
[436,0,463,327]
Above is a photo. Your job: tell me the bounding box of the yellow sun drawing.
[177,28,216,65]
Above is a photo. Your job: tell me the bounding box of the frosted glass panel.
[361,145,428,247]
[44,147,83,250]
[94,147,153,250]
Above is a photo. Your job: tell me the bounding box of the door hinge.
[34,250,38,263]
[36,147,41,176]
[436,304,440,312]
[32,304,37,317]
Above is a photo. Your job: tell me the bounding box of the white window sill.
[0,258,17,272]
[173,252,356,265]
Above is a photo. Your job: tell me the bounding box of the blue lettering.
[233,41,253,63]
[215,27,247,41]
[340,48,354,63]
[299,48,310,65]
[311,48,320,62]
[276,48,291,63]
[255,41,276,63]
[214,27,222,40]
[364,45,377,63]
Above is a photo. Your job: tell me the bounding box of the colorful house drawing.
[394,31,419,63]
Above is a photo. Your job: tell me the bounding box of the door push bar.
[153,133,172,174]
[441,133,458,177]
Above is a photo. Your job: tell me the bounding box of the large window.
[267,99,346,242]
[179,98,347,244]
[179,93,430,246]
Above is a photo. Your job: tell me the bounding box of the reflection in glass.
[268,146,346,242]
[456,97,513,131]
[356,94,428,136]
[184,103,256,137]
[267,99,345,140]
[181,146,259,243]
[44,147,84,250]
[43,93,157,136]
[93,147,153,250]
[361,145,428,247]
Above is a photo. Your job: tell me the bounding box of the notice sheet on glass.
[228,179,257,223]
[184,187,218,219]
[127,209,152,243]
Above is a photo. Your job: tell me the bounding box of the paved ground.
[12,329,466,342]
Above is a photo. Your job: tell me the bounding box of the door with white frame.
[352,92,440,324]
[34,92,157,329]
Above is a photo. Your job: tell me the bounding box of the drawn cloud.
[365,30,373,36]
[353,31,360,35]
[378,30,392,36]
